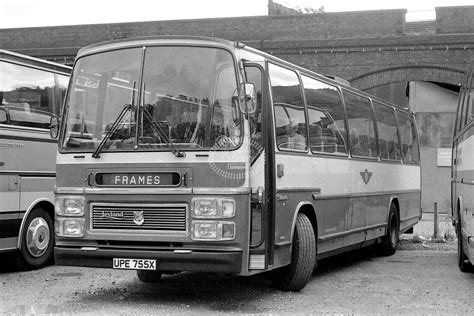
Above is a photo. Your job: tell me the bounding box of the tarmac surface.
[0,212,466,314]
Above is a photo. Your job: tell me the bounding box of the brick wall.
[0,9,406,59]
[0,6,473,85]
[436,6,474,34]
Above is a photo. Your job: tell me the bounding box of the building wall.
[409,82,458,212]
[0,9,407,64]
[268,0,299,15]
[1,6,472,80]
[1,7,472,89]
[436,6,474,34]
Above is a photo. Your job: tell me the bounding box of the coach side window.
[373,101,401,160]
[456,71,473,134]
[464,73,474,128]
[454,90,465,136]
[302,75,347,154]
[269,63,307,151]
[0,61,56,129]
[343,90,377,158]
[56,74,69,117]
[397,111,420,163]
[245,66,264,161]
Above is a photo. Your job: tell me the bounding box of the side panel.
[274,152,421,257]
[0,126,57,172]
[19,176,55,217]
[0,174,20,250]
[455,132,474,263]
[0,125,56,251]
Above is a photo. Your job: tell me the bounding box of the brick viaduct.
[1,5,474,91]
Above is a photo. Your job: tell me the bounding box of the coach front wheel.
[269,213,316,291]
[18,208,54,269]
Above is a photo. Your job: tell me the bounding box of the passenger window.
[0,107,7,123]
[373,102,401,160]
[0,61,56,129]
[465,75,474,126]
[55,74,69,117]
[343,91,377,158]
[302,75,347,154]
[269,64,307,151]
[459,71,473,131]
[397,111,420,163]
[245,66,264,162]
[454,87,466,135]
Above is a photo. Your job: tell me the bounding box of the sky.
[0,0,473,29]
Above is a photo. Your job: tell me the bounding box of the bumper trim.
[54,247,243,273]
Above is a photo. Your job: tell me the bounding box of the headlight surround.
[55,196,85,216]
[191,198,235,218]
[55,218,85,237]
[191,221,235,241]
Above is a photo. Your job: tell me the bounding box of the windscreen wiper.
[92,103,134,158]
[142,108,185,158]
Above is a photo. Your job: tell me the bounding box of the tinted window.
[56,74,69,116]
[0,61,56,129]
[302,75,347,154]
[269,64,307,151]
[454,85,466,135]
[397,110,420,163]
[343,91,377,158]
[245,66,263,161]
[465,74,474,127]
[373,101,401,160]
[457,71,473,132]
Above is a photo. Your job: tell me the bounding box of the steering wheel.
[215,135,236,148]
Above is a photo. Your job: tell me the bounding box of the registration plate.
[113,258,157,270]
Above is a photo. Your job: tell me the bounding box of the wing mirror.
[239,83,257,115]
[49,115,60,139]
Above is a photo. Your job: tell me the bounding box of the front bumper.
[54,246,243,273]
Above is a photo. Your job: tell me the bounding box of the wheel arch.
[16,198,55,249]
[385,196,400,233]
[289,201,318,244]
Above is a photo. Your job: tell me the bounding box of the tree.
[295,6,325,14]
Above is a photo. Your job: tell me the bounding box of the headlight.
[55,196,85,216]
[56,218,85,237]
[192,198,235,218]
[191,221,235,241]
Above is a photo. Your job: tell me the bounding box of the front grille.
[91,203,187,231]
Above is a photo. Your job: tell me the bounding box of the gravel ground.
[400,212,457,251]
[0,212,465,315]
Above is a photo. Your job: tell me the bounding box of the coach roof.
[77,36,237,58]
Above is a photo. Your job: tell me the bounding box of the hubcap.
[26,217,50,257]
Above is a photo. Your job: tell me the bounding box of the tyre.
[377,204,399,256]
[456,215,473,272]
[137,270,162,283]
[269,213,316,291]
[17,208,54,270]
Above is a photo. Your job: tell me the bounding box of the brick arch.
[349,65,466,91]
